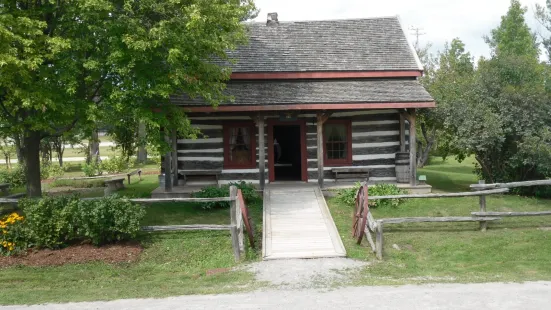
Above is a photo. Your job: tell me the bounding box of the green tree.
[416,39,475,166]
[486,0,539,58]
[442,0,551,186]
[0,0,256,197]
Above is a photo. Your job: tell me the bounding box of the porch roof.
[171,78,434,111]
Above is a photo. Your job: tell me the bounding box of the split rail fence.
[353,179,551,260]
[0,185,254,262]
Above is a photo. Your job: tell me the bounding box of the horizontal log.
[470,179,551,189]
[380,216,501,224]
[180,170,222,176]
[1,197,235,204]
[142,224,232,232]
[332,167,371,173]
[130,197,234,203]
[335,173,370,179]
[369,188,509,200]
[56,174,125,181]
[471,211,551,217]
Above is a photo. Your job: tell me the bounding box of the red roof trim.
[183,102,435,112]
[230,71,422,79]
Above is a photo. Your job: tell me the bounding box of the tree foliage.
[434,0,551,188]
[0,0,256,196]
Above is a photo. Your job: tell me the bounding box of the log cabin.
[154,13,435,196]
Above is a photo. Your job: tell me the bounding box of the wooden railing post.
[375,220,384,260]
[478,180,488,231]
[229,185,241,261]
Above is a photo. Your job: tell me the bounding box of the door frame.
[267,119,308,182]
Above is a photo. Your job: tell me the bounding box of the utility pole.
[409,26,426,50]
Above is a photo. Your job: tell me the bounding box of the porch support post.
[409,109,417,186]
[171,128,179,186]
[164,131,173,192]
[399,113,406,152]
[257,115,266,190]
[316,112,331,188]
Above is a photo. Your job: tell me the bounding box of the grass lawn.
[418,156,478,192]
[328,155,551,285]
[0,176,263,305]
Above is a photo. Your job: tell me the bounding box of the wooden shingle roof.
[227,16,422,72]
[171,79,432,106]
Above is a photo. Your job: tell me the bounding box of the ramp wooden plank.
[263,185,346,260]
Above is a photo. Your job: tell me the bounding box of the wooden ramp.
[262,185,346,260]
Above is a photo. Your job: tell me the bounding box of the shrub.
[0,166,26,188]
[46,164,66,179]
[0,212,28,255]
[74,196,145,245]
[336,183,408,208]
[368,183,408,208]
[192,181,260,209]
[19,195,80,249]
[101,155,129,174]
[40,163,67,180]
[18,195,145,250]
[82,158,103,177]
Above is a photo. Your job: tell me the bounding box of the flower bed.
[0,195,145,257]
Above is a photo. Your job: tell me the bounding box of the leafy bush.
[192,181,260,209]
[336,182,408,208]
[101,155,129,174]
[82,158,103,177]
[50,179,106,188]
[18,195,145,250]
[19,195,79,249]
[0,166,26,187]
[0,212,28,255]
[368,183,408,208]
[72,196,145,245]
[40,163,67,180]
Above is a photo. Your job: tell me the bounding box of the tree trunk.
[14,133,24,163]
[5,155,11,170]
[23,130,42,198]
[58,147,64,167]
[137,121,147,163]
[89,129,100,162]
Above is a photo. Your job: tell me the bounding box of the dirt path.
[3,281,550,309]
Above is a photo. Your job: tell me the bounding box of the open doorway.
[273,125,302,181]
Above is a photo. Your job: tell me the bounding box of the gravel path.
[242,257,368,288]
[3,282,550,310]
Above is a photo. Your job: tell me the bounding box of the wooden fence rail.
[362,179,551,260]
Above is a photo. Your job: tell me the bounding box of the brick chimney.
[267,12,279,26]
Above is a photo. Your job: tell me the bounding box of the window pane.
[324,123,348,160]
[228,126,252,165]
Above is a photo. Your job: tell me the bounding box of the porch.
[154,108,426,197]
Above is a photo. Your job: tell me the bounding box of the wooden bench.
[331,167,370,182]
[0,183,10,195]
[180,170,222,186]
[104,178,125,196]
[127,169,142,184]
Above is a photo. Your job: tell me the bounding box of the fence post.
[478,180,488,232]
[375,220,384,260]
[229,186,241,261]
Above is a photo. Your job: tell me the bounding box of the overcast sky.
[252,0,549,60]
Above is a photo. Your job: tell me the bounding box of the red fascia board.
[230,71,422,79]
[182,102,435,112]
